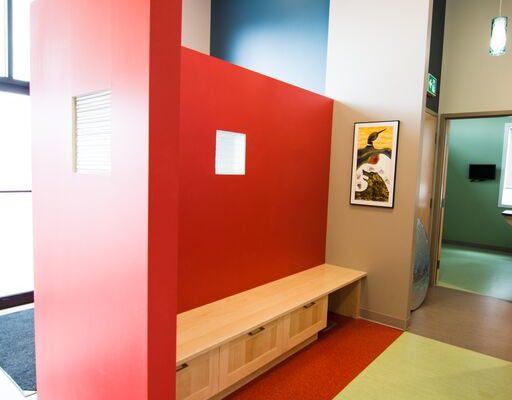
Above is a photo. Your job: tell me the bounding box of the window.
[0,0,32,299]
[0,1,7,77]
[0,90,33,298]
[12,0,31,81]
[499,124,512,207]
[0,0,30,94]
[0,91,31,189]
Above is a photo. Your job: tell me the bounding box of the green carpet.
[335,333,512,400]
[438,244,512,302]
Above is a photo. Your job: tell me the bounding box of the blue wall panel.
[211,0,330,94]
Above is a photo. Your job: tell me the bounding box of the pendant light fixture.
[490,0,508,56]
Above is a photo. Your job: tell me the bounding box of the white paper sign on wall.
[215,130,246,175]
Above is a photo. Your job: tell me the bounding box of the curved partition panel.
[411,218,430,311]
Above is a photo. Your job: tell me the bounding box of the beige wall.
[325,0,432,328]
[440,0,512,114]
[182,0,211,54]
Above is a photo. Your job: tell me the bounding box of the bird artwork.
[356,129,392,169]
[355,170,389,202]
[351,122,399,207]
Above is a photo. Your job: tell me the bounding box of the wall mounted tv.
[469,164,496,181]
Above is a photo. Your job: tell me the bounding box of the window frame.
[499,123,512,208]
[0,0,32,305]
[0,0,29,95]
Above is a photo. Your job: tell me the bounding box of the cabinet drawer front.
[219,319,283,390]
[176,349,219,400]
[284,296,327,350]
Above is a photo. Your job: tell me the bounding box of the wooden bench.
[176,264,366,400]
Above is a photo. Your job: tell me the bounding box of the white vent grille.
[215,130,246,175]
[73,90,112,174]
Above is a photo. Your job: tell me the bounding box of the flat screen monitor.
[469,164,496,181]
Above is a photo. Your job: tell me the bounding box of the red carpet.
[227,315,402,400]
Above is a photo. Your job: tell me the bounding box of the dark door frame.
[0,292,34,310]
[430,110,512,285]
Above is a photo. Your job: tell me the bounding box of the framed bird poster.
[350,120,400,208]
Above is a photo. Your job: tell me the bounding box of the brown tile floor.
[409,286,512,361]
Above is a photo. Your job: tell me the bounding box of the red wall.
[32,1,180,399]
[148,1,181,399]
[178,48,333,312]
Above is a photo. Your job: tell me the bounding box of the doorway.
[431,113,512,302]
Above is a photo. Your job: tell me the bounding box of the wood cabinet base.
[211,335,317,400]
[218,319,283,390]
[176,265,367,400]
[176,349,219,400]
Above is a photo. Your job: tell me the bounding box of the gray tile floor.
[409,286,512,362]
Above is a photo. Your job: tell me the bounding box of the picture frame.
[350,120,400,208]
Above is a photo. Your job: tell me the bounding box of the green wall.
[444,117,512,250]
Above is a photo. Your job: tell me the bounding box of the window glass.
[0,0,7,77]
[0,2,33,299]
[0,91,31,190]
[504,128,512,189]
[12,0,30,81]
[500,125,512,207]
[0,192,33,297]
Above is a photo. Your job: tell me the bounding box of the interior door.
[435,120,451,282]
[418,111,438,236]
[411,110,439,310]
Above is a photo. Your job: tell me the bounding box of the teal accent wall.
[210,0,330,94]
[444,117,512,250]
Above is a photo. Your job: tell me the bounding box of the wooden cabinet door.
[283,296,327,351]
[219,319,283,390]
[176,349,220,400]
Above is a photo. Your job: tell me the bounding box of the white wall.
[182,0,211,55]
[440,0,512,114]
[325,0,432,328]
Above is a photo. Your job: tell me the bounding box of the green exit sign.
[427,73,438,97]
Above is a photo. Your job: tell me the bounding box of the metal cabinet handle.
[248,326,265,336]
[303,301,316,309]
[176,363,189,372]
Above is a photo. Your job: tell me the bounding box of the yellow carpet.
[335,333,512,400]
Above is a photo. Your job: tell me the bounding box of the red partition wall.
[148,1,181,399]
[31,1,181,399]
[178,48,334,312]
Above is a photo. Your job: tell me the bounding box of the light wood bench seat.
[176,263,366,400]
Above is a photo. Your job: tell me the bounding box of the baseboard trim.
[0,292,34,310]
[443,239,512,254]
[360,308,408,330]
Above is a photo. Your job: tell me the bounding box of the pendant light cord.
[499,0,503,16]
